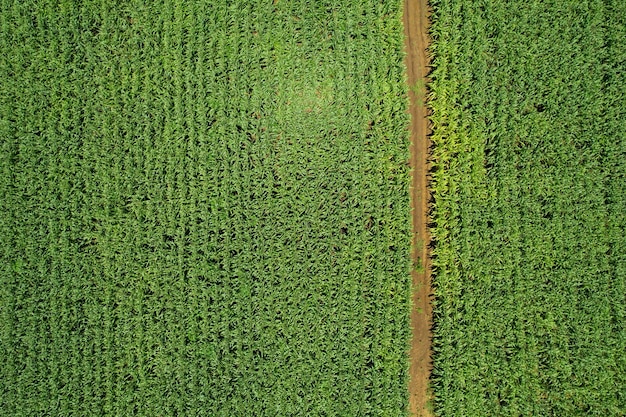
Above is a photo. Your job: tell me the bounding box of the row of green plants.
[0,1,412,415]
[428,0,625,415]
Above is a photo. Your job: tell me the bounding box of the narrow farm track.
[403,0,432,415]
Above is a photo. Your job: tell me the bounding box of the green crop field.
[429,0,626,415]
[3,0,626,415]
[0,1,411,415]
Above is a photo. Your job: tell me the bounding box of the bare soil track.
[403,0,433,415]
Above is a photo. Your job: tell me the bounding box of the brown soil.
[403,0,433,416]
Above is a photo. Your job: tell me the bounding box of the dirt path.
[403,0,433,415]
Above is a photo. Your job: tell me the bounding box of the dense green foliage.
[0,1,411,415]
[429,0,626,415]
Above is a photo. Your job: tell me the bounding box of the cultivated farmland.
[0,1,412,415]
[429,0,626,415]
[3,0,625,415]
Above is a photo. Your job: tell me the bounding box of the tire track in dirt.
[403,0,432,415]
